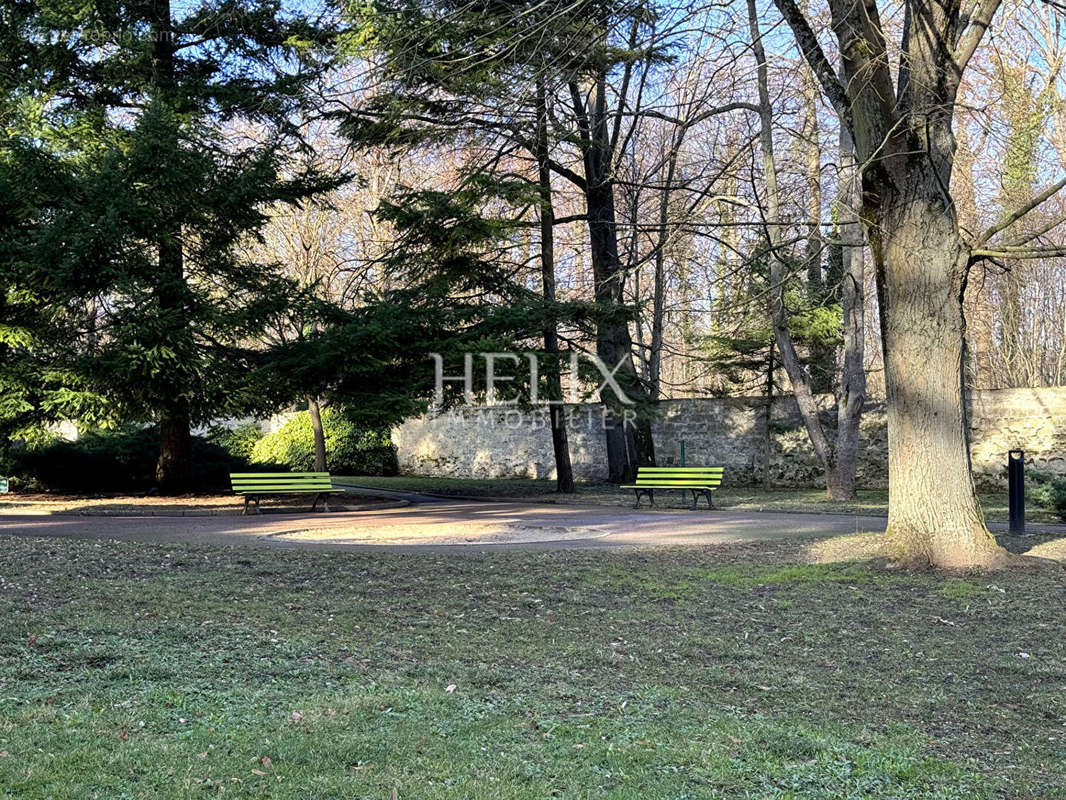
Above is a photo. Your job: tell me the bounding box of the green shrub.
[250,409,397,476]
[8,425,256,493]
[205,422,262,462]
[1029,471,1066,521]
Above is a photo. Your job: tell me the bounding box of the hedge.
[250,409,397,476]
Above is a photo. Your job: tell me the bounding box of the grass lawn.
[2,534,1065,798]
[335,475,1064,524]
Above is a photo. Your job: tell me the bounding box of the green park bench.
[621,466,724,510]
[229,472,344,515]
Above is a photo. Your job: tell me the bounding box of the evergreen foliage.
[0,0,339,490]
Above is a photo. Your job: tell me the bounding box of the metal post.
[1008,450,1025,535]
[680,440,686,467]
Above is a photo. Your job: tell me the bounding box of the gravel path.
[1,486,1060,552]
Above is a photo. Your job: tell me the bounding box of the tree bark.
[749,0,865,501]
[569,71,654,481]
[762,341,774,491]
[877,190,1003,567]
[150,0,194,494]
[535,75,575,493]
[648,139,682,400]
[828,124,866,501]
[156,413,192,492]
[308,397,327,472]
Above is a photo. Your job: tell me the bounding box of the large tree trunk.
[771,0,1010,568]
[648,141,681,400]
[156,414,192,492]
[153,231,193,493]
[150,0,194,495]
[308,397,327,472]
[878,194,1005,567]
[535,76,575,493]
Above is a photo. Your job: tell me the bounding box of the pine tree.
[0,0,337,491]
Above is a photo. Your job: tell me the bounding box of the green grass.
[2,535,1065,798]
[335,476,1063,524]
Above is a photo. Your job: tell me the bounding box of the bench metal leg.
[243,496,261,515]
[633,488,654,508]
[685,489,714,510]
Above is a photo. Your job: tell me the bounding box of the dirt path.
[0,496,883,552]
[1,488,1060,553]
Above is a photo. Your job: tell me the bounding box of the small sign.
[0,478,8,494]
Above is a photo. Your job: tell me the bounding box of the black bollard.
[1008,450,1025,535]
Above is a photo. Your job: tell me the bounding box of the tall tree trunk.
[762,341,774,491]
[150,0,193,493]
[828,124,866,501]
[308,397,327,472]
[877,192,1003,567]
[648,140,682,400]
[802,64,823,298]
[801,67,836,393]
[749,0,862,500]
[570,75,654,481]
[535,76,575,493]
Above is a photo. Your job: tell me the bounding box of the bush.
[251,409,397,476]
[205,422,263,462]
[1029,471,1066,521]
[8,425,255,493]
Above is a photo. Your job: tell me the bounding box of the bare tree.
[771,0,1066,566]
[747,0,866,501]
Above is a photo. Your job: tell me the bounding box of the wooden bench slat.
[232,488,335,492]
[229,471,342,514]
[625,481,722,487]
[231,483,335,487]
[230,472,331,477]
[636,467,724,472]
[629,474,722,479]
[233,490,341,495]
[621,466,724,510]
[230,476,334,481]
[232,487,337,491]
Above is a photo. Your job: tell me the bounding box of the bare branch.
[975,176,1066,246]
[547,159,587,190]
[1006,212,1066,247]
[955,0,1002,73]
[633,102,761,126]
[772,0,852,130]
[972,245,1066,260]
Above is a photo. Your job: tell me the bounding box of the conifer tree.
[0,0,337,491]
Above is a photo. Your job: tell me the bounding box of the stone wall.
[392,387,1066,488]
